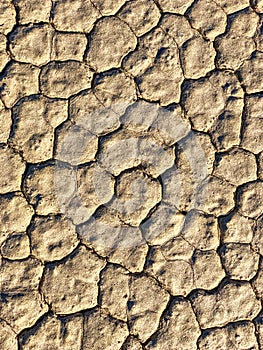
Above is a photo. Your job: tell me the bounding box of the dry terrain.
[0,0,263,349]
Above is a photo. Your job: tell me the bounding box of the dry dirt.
[0,0,263,349]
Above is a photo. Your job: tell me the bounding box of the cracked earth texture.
[0,0,263,349]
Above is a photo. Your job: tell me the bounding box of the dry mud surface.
[0,0,263,349]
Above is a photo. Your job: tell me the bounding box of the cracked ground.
[0,0,263,349]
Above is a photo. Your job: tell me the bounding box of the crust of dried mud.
[0,0,263,349]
